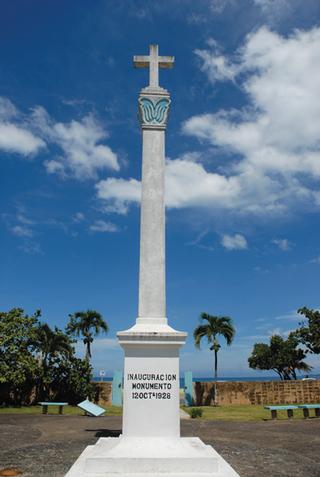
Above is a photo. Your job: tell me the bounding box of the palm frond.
[193,325,210,349]
[195,313,235,347]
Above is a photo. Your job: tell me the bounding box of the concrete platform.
[65,436,239,476]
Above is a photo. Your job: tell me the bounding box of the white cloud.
[254,266,269,274]
[0,97,119,180]
[18,241,43,255]
[10,224,33,237]
[96,177,141,214]
[0,98,45,156]
[0,97,18,119]
[32,107,119,180]
[267,327,294,338]
[89,220,119,233]
[16,214,34,225]
[275,311,300,321]
[310,256,320,265]
[182,27,320,215]
[166,159,242,208]
[221,233,247,250]
[272,238,292,251]
[96,159,244,213]
[96,28,320,220]
[5,211,44,254]
[195,41,237,83]
[0,123,45,156]
[72,212,85,223]
[5,212,35,238]
[44,159,66,176]
[74,337,121,373]
[253,0,291,23]
[209,0,233,13]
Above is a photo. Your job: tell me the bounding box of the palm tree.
[34,323,73,399]
[66,309,108,362]
[194,313,235,381]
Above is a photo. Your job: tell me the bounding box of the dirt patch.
[0,469,23,476]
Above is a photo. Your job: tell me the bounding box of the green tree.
[248,334,311,380]
[194,313,235,381]
[294,307,320,356]
[33,323,74,400]
[50,355,93,405]
[66,309,108,361]
[0,308,40,405]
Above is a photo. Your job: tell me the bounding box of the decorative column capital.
[138,87,171,130]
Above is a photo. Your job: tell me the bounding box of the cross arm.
[159,56,174,68]
[133,56,150,68]
[133,55,175,69]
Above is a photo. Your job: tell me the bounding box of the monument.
[65,45,240,477]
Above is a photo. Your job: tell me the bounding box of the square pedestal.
[118,324,187,438]
[65,436,240,477]
[65,325,240,477]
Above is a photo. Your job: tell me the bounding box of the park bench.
[38,402,68,414]
[297,404,320,419]
[264,405,298,420]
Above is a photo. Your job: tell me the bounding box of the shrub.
[190,407,203,418]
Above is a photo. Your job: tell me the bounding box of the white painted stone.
[65,436,239,477]
[118,331,186,438]
[137,127,166,323]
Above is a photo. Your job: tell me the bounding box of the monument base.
[65,436,240,476]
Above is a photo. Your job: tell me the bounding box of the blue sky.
[1,0,320,377]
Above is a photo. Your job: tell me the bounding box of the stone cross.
[65,43,240,477]
[134,45,173,326]
[134,44,174,88]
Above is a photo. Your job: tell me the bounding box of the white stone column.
[118,86,187,439]
[138,118,166,323]
[135,87,171,326]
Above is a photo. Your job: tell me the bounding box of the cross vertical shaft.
[150,44,159,87]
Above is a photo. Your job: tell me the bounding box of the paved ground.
[0,414,320,477]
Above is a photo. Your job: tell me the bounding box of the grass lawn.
[0,404,314,421]
[182,405,311,421]
[0,405,123,416]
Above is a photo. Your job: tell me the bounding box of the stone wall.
[194,380,320,406]
[92,381,113,406]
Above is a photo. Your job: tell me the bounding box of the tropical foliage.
[0,308,40,405]
[32,323,74,400]
[194,313,235,380]
[66,309,109,361]
[248,334,311,380]
[0,308,94,406]
[294,307,320,355]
